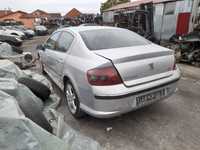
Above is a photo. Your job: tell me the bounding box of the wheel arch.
[63,75,71,86]
[63,75,80,98]
[63,75,76,90]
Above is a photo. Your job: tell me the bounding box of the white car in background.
[12,25,35,38]
[0,26,25,39]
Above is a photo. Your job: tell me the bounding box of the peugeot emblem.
[149,63,154,70]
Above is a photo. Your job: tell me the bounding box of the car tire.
[17,96,53,133]
[64,81,85,118]
[38,53,47,75]
[18,77,51,101]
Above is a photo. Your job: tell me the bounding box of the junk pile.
[0,42,34,69]
[162,32,200,67]
[0,59,101,150]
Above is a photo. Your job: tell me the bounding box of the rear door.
[43,31,74,83]
[54,31,74,77]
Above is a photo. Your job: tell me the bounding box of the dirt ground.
[23,36,200,150]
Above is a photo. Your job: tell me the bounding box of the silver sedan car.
[38,26,181,118]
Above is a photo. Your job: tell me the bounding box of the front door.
[41,32,62,81]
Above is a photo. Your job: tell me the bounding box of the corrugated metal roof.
[104,0,178,12]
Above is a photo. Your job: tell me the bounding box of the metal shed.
[103,0,200,41]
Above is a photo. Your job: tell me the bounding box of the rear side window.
[79,29,150,50]
[45,32,60,49]
[57,32,74,52]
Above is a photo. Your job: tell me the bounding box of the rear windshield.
[79,28,151,50]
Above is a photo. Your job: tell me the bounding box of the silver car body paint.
[39,26,181,118]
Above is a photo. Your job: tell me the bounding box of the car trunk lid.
[94,44,175,87]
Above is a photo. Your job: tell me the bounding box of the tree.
[100,0,130,13]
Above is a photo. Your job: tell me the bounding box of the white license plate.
[136,88,166,107]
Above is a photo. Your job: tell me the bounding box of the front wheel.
[40,62,47,75]
[64,81,85,118]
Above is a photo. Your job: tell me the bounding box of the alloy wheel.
[65,83,77,114]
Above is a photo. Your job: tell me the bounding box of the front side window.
[79,28,151,50]
[45,32,60,50]
[57,32,74,52]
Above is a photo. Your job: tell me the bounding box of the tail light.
[87,66,122,86]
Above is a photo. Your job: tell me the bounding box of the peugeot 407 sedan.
[38,26,181,118]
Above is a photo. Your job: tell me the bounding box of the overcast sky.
[0,0,112,15]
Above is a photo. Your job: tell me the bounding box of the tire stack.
[18,77,52,133]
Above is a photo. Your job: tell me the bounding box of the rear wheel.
[64,81,84,118]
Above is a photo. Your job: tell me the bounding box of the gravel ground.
[23,36,200,150]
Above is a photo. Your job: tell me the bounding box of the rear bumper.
[80,69,181,118]
[95,78,179,100]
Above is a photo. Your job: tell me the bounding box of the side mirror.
[37,44,45,51]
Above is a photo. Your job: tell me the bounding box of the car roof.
[56,26,121,34]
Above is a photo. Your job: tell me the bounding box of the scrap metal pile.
[162,32,200,67]
[112,3,155,42]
